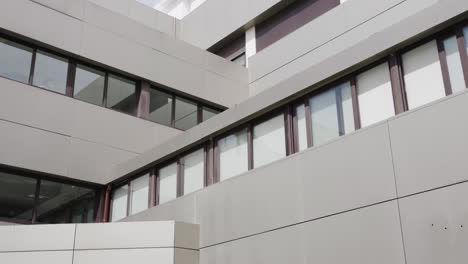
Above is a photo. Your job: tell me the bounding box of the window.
[0,37,33,83]
[33,50,68,94]
[182,149,204,195]
[443,36,466,93]
[0,171,37,222]
[106,74,137,115]
[202,106,219,121]
[307,82,355,147]
[0,170,98,224]
[36,180,96,224]
[253,114,286,168]
[218,129,248,181]
[149,89,173,126]
[356,63,395,127]
[111,185,128,222]
[175,97,198,130]
[339,82,355,134]
[158,163,177,204]
[129,175,149,215]
[295,104,308,151]
[73,64,105,105]
[402,40,446,109]
[464,26,468,56]
[310,89,339,145]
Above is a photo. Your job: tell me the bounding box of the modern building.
[1,0,468,263]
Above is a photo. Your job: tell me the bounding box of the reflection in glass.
[218,129,248,181]
[253,114,286,168]
[0,37,33,83]
[339,82,355,134]
[107,74,137,115]
[129,175,149,215]
[0,172,37,222]
[443,36,465,93]
[175,97,198,130]
[159,163,177,204]
[36,180,96,224]
[402,41,445,109]
[464,26,468,58]
[111,185,128,222]
[149,89,173,126]
[295,104,308,151]
[33,50,68,94]
[202,106,219,121]
[183,149,204,195]
[357,63,395,127]
[74,64,105,105]
[310,89,339,145]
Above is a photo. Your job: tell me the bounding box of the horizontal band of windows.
[0,34,222,131]
[108,21,468,222]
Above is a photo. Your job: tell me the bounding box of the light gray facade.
[1,0,468,263]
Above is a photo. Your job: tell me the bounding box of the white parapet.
[0,221,199,264]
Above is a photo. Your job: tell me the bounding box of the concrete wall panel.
[71,98,171,154]
[0,78,74,136]
[74,248,174,264]
[0,224,75,252]
[174,248,199,264]
[1,0,83,54]
[249,0,468,95]
[0,120,70,176]
[74,221,175,249]
[300,123,397,220]
[389,92,468,196]
[0,251,72,264]
[200,201,405,264]
[399,182,468,264]
[180,0,281,49]
[196,155,304,248]
[67,138,137,184]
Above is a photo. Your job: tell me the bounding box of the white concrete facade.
[1,0,468,264]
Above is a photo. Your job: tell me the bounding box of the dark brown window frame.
[108,143,209,220]
[0,32,224,131]
[0,165,103,225]
[104,19,468,223]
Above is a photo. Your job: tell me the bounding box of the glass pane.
[253,114,286,168]
[107,74,137,115]
[402,40,446,109]
[73,64,105,106]
[443,36,465,93]
[183,149,204,195]
[159,163,177,204]
[111,185,128,222]
[295,104,308,151]
[357,62,395,127]
[465,26,468,58]
[36,180,96,224]
[310,89,339,146]
[0,37,33,83]
[202,106,219,121]
[0,172,37,222]
[218,128,248,181]
[149,89,173,126]
[175,97,198,130]
[129,175,149,215]
[338,82,355,134]
[33,50,68,94]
